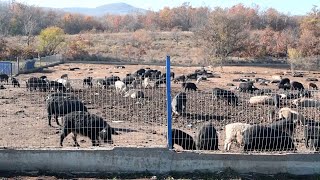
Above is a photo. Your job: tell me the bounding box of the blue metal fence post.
[17,57,20,74]
[166,55,173,149]
[10,62,12,77]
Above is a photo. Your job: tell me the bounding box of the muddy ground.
[0,63,320,153]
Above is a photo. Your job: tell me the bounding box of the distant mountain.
[61,2,147,16]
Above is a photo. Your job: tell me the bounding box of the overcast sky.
[7,0,320,15]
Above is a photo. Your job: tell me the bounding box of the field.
[7,31,287,66]
[1,62,320,153]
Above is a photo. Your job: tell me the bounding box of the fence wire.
[171,88,320,153]
[0,77,167,148]
[0,73,320,154]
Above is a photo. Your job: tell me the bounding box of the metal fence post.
[17,57,19,74]
[166,55,173,149]
[38,53,41,67]
[10,62,12,77]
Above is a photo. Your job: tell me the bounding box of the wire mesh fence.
[1,62,320,154]
[0,76,167,148]
[170,88,320,153]
[35,54,63,68]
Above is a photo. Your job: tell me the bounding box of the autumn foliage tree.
[159,7,174,30]
[228,4,260,29]
[298,6,320,57]
[196,8,248,67]
[143,11,159,30]
[38,26,65,56]
[260,27,290,57]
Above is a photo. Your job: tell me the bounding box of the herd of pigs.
[0,65,320,152]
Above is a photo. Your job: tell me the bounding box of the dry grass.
[70,31,202,64]
[5,31,213,65]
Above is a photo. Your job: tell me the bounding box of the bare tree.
[0,2,11,36]
[23,13,37,46]
[172,2,193,31]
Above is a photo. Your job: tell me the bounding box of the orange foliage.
[64,35,89,60]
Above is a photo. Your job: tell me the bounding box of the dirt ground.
[0,63,320,153]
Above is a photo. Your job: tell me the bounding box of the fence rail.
[0,57,320,154]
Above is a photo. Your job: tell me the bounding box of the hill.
[62,2,147,16]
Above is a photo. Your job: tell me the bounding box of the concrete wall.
[0,148,319,176]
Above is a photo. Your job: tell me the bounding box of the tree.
[20,5,39,46]
[172,2,193,31]
[0,2,11,36]
[123,14,143,32]
[190,6,209,31]
[241,31,265,58]
[159,7,174,30]
[112,15,122,32]
[287,48,302,74]
[228,4,260,29]
[38,26,65,55]
[298,5,320,56]
[38,10,60,33]
[61,13,82,34]
[196,8,248,70]
[143,10,160,30]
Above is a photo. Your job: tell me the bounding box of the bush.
[63,35,90,60]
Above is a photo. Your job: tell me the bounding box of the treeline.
[0,2,306,35]
[0,1,319,62]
